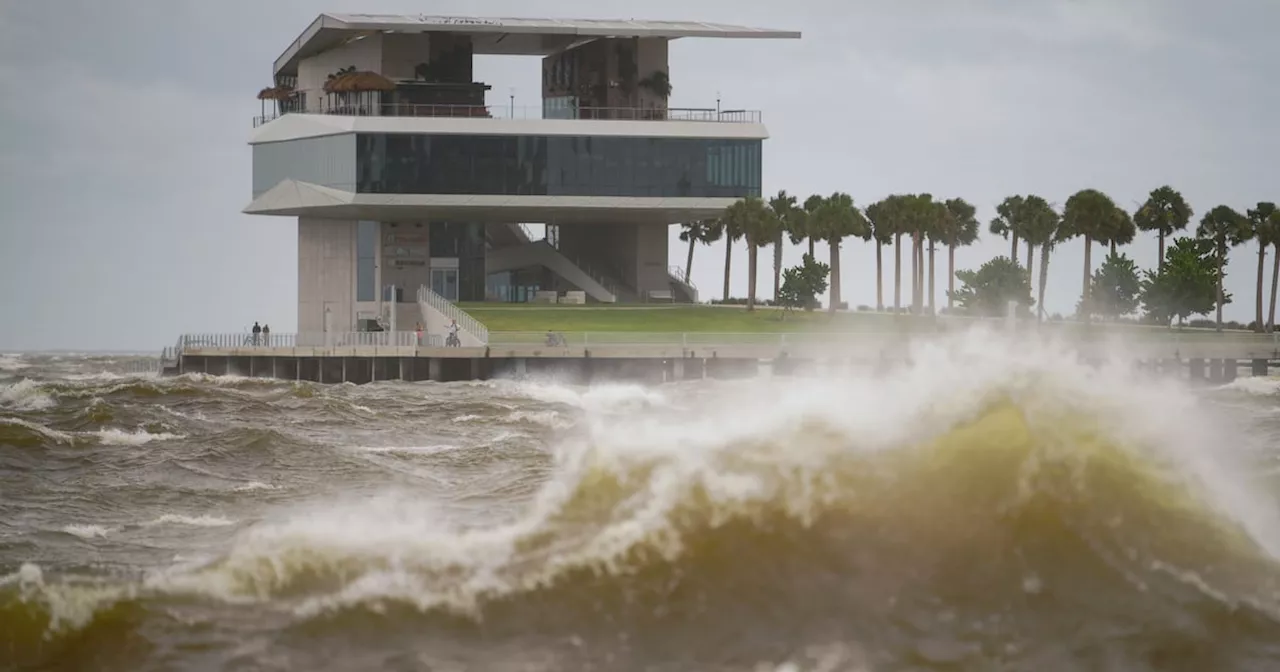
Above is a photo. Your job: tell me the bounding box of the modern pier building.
[247,13,800,344]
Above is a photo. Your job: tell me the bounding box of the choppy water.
[5,334,1280,671]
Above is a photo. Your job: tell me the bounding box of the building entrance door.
[431,268,459,302]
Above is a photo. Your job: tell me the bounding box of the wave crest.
[160,334,1280,634]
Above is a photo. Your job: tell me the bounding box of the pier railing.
[179,331,433,349]
[486,329,1280,349]
[169,328,1280,357]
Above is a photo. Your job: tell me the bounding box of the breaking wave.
[6,332,1280,668]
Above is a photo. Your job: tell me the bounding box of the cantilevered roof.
[274,13,801,75]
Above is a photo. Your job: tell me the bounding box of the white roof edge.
[273,13,800,75]
[250,114,770,144]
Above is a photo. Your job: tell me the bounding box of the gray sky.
[2,0,1277,351]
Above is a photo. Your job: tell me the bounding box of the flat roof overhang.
[250,113,770,144]
[244,181,739,224]
[275,13,801,76]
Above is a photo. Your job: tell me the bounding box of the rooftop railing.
[252,103,762,128]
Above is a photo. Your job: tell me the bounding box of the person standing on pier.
[262,324,270,347]
[251,322,262,346]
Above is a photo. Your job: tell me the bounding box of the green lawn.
[456,303,1264,338]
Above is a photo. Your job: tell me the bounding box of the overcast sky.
[2,0,1278,351]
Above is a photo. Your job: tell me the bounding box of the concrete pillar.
[1252,359,1269,377]
[342,357,348,383]
[672,358,685,382]
[1223,359,1237,383]
[1208,358,1223,383]
[515,358,527,377]
[1189,358,1205,381]
[399,357,406,381]
[428,358,443,382]
[470,358,481,381]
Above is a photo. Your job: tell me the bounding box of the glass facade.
[355,133,761,198]
[355,220,378,301]
[428,222,486,302]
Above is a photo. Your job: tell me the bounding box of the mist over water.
[5,331,1280,671]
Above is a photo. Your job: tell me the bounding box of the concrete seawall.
[171,339,1280,385]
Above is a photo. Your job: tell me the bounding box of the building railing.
[252,104,762,128]
[668,265,696,290]
[416,285,490,344]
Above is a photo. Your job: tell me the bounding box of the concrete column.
[428,358,442,382]
[1252,359,1269,376]
[249,357,256,378]
[342,357,348,383]
[672,358,685,382]
[1208,358,1223,383]
[1223,359,1237,383]
[470,358,482,381]
[1189,358,1205,381]
[515,358,527,377]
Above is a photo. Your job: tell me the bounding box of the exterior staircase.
[416,285,489,346]
[667,265,698,303]
[486,240,619,303]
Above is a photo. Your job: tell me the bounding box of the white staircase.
[667,265,698,303]
[486,240,619,303]
[416,285,489,346]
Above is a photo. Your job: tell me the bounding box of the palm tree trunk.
[1270,242,1279,331]
[829,238,841,313]
[722,237,732,302]
[875,240,884,311]
[1038,243,1051,322]
[894,233,902,312]
[1216,243,1225,331]
[808,237,815,259]
[1081,234,1092,322]
[1026,239,1035,286]
[1011,234,1019,265]
[747,245,758,312]
[1158,232,1166,272]
[1110,240,1117,256]
[927,240,936,315]
[685,237,696,282]
[910,232,920,313]
[769,235,779,299]
[947,244,956,311]
[917,236,925,312]
[1257,241,1267,332]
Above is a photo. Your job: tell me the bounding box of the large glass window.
[356,220,378,301]
[355,133,761,198]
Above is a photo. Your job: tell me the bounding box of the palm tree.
[1109,209,1136,256]
[865,199,895,311]
[905,194,942,313]
[1269,211,1280,330]
[1196,205,1251,330]
[935,198,980,312]
[811,192,871,313]
[721,212,744,303]
[723,197,780,312]
[882,194,910,313]
[1017,196,1061,321]
[1134,186,1193,273]
[677,219,722,284]
[768,191,800,303]
[990,196,1026,265]
[1061,189,1126,321]
[801,194,824,258]
[1247,203,1278,331]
